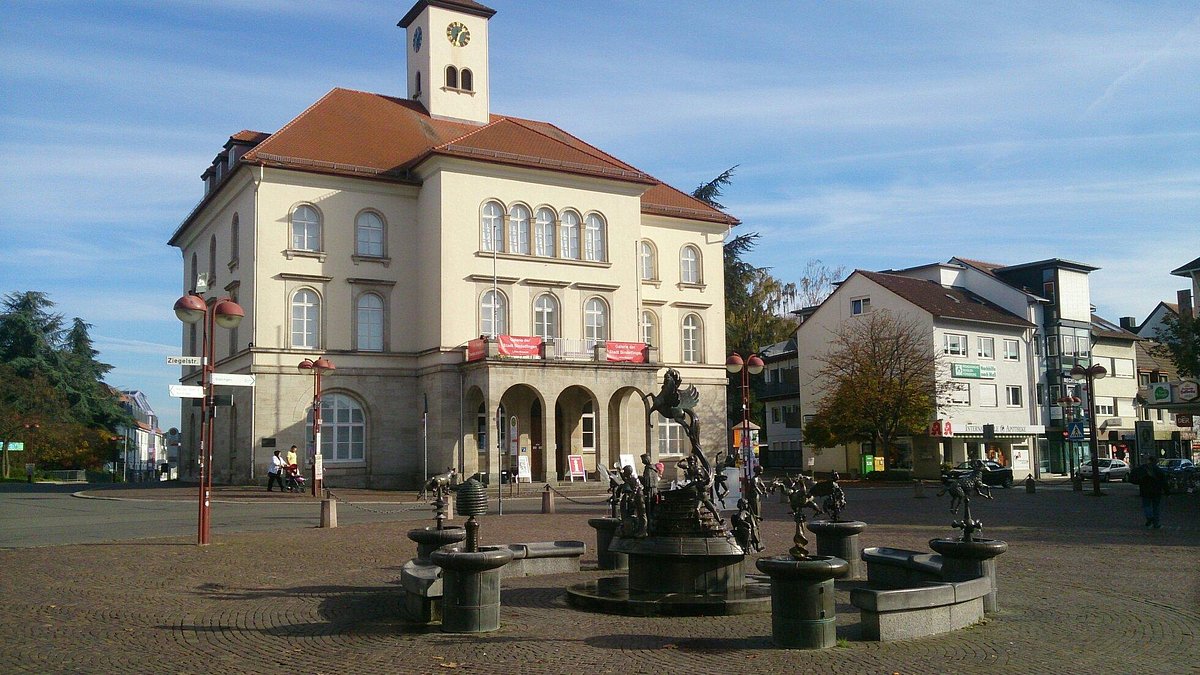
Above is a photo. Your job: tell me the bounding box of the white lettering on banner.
[961,424,1045,435]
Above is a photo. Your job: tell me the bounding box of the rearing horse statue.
[643,368,702,452]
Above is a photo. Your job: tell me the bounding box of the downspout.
[249,164,262,482]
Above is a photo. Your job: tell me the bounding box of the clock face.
[412,26,423,52]
[446,21,470,47]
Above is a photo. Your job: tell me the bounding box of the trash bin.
[1024,474,1036,494]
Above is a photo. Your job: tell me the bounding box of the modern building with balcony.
[756,338,803,470]
[117,390,165,480]
[167,0,735,488]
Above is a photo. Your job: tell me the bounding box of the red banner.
[466,338,487,362]
[497,335,542,357]
[605,341,646,363]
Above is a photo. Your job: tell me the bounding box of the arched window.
[682,313,703,363]
[639,241,656,280]
[291,204,321,251]
[460,68,474,91]
[414,71,422,99]
[445,65,459,89]
[355,211,385,257]
[584,297,608,346]
[481,201,504,252]
[559,210,580,259]
[508,204,531,255]
[308,393,366,462]
[356,293,384,351]
[640,310,658,347]
[533,294,559,340]
[534,207,556,257]
[190,252,198,289]
[208,235,217,282]
[680,245,701,284]
[480,290,507,336]
[476,402,488,459]
[583,213,606,262]
[230,213,239,262]
[291,289,320,349]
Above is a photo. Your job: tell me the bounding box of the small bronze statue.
[821,471,847,522]
[771,474,823,558]
[425,467,456,530]
[937,459,992,542]
[712,450,730,509]
[617,464,648,537]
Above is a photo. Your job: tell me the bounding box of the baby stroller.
[285,464,306,493]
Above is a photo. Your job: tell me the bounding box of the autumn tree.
[1152,312,1200,378]
[808,310,946,460]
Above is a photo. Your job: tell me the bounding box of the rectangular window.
[657,419,683,456]
[980,383,998,407]
[1046,334,1059,357]
[1043,281,1055,302]
[851,297,871,315]
[1094,399,1115,417]
[1036,383,1045,406]
[1076,332,1090,357]
[1139,373,1150,386]
[977,337,994,359]
[948,382,971,405]
[1003,339,1020,361]
[1006,385,1023,407]
[943,333,967,356]
[1113,358,1134,378]
[1061,335,1076,356]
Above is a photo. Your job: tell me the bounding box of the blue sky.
[2,1,1197,433]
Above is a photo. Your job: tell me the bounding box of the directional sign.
[210,373,255,387]
[166,356,205,366]
[1066,421,1086,442]
[2,441,25,452]
[169,384,205,399]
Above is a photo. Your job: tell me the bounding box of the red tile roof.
[235,87,736,225]
[858,270,1034,328]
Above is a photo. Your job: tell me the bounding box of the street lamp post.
[174,292,245,545]
[1071,363,1107,496]
[298,357,335,497]
[725,352,765,497]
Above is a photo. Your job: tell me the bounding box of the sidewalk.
[77,480,611,503]
[4,483,1196,674]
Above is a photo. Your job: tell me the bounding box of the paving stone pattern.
[1,485,1197,674]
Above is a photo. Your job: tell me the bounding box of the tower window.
[445,65,458,89]
[460,68,473,92]
[414,71,422,99]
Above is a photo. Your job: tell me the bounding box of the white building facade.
[168,0,735,488]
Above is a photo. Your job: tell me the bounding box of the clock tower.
[399,0,496,125]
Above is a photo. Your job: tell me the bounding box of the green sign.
[951,363,996,379]
[2,441,24,452]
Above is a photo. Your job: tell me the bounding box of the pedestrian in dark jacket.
[1130,458,1168,528]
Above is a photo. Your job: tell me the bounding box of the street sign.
[169,384,204,399]
[2,441,24,452]
[210,373,255,387]
[1066,422,1086,442]
[166,356,204,366]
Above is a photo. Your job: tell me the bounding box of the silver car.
[1077,458,1130,482]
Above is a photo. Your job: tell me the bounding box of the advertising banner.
[465,338,487,362]
[497,335,542,357]
[605,341,646,363]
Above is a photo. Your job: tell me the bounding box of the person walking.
[267,450,286,492]
[1130,457,1168,528]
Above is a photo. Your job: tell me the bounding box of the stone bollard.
[587,517,627,570]
[541,485,555,514]
[914,480,926,498]
[1072,474,1083,492]
[1025,474,1036,494]
[321,498,337,528]
[756,556,850,649]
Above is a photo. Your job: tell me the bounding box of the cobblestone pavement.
[2,484,1196,674]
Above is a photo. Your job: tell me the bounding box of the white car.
[1077,458,1130,482]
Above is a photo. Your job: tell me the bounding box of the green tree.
[1152,312,1200,378]
[809,310,946,461]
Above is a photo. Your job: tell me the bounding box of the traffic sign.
[210,373,255,387]
[1066,422,1086,442]
[166,356,204,366]
[169,384,205,398]
[2,441,24,452]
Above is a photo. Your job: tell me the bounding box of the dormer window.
[445,65,458,89]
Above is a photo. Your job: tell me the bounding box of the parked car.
[1157,458,1196,491]
[1077,458,1130,482]
[949,460,1013,488]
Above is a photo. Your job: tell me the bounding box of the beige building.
[168,0,735,488]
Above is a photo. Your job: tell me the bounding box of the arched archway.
[497,383,546,482]
[607,386,651,471]
[555,385,599,478]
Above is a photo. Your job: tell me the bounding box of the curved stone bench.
[850,576,990,641]
[500,540,586,578]
[861,546,943,589]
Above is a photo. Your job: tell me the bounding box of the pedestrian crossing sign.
[1066,422,1086,441]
